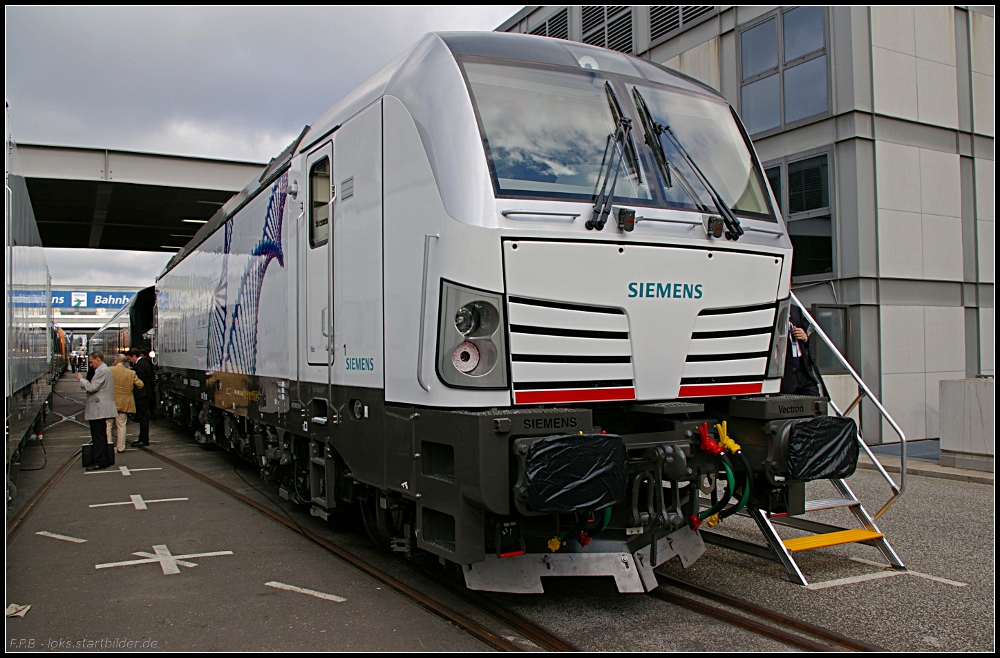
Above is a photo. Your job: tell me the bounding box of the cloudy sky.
[6,5,521,286]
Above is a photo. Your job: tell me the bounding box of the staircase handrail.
[790,293,906,519]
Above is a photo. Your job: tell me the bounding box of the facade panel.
[498,5,994,441]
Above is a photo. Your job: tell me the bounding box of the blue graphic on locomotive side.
[207,173,288,375]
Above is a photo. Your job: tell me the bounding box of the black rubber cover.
[524,433,628,513]
[786,416,859,481]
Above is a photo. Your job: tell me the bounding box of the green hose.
[599,506,612,532]
[736,474,751,511]
[698,458,735,521]
[721,450,753,519]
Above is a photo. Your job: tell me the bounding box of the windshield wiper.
[587,83,636,231]
[632,87,708,214]
[632,87,672,189]
[632,88,744,241]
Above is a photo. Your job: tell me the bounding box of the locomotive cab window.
[310,157,331,247]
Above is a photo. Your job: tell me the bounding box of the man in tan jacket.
[106,353,144,452]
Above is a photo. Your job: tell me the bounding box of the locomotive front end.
[414,34,849,593]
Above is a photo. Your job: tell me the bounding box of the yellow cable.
[706,513,721,527]
[716,421,741,453]
[547,536,564,552]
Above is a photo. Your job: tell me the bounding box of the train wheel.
[359,488,404,549]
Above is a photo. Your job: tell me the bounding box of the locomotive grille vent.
[507,296,634,394]
[681,301,777,385]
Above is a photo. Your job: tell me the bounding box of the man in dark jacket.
[128,348,156,447]
[781,306,822,396]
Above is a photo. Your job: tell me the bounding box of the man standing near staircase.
[781,306,823,397]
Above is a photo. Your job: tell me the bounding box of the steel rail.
[6,448,81,541]
[142,446,543,652]
[654,574,883,652]
[414,562,579,652]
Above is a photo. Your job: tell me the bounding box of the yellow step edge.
[782,529,884,552]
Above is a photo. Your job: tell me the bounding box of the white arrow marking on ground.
[36,531,87,543]
[95,544,233,575]
[89,494,188,510]
[85,466,163,476]
[265,581,347,602]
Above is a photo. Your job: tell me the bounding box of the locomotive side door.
[305,143,334,366]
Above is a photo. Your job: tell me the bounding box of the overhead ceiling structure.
[16,144,265,252]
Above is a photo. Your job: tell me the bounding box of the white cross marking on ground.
[95,544,233,575]
[85,466,163,476]
[848,557,967,587]
[44,411,87,429]
[36,531,87,543]
[264,581,347,602]
[805,559,968,590]
[89,494,188,510]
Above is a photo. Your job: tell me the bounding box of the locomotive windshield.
[461,57,776,221]
[462,60,653,203]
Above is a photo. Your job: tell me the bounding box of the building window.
[765,152,833,277]
[529,8,569,40]
[582,6,633,53]
[739,7,828,135]
[649,6,716,44]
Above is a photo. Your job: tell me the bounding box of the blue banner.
[51,291,136,309]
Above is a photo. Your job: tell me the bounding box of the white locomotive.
[148,32,858,593]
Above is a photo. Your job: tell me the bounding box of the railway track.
[6,448,81,541]
[650,573,883,652]
[143,446,578,652]
[10,439,879,653]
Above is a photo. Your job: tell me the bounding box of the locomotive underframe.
[160,367,827,592]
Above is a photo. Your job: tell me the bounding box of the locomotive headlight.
[766,297,791,378]
[437,282,508,388]
[454,301,499,336]
[455,306,477,335]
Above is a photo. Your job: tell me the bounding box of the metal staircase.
[702,293,907,586]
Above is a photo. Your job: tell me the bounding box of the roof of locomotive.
[162,32,722,276]
[299,31,720,153]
